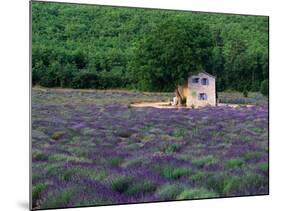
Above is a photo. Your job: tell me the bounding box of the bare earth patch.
[130,102,254,109]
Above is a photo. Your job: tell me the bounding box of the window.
[201,78,208,85]
[199,93,207,100]
[192,78,199,83]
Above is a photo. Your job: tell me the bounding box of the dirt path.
[130,102,254,109]
[130,102,179,109]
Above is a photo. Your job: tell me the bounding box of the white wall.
[186,73,216,107]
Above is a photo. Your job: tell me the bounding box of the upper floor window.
[201,78,208,85]
[192,78,199,84]
[199,93,207,100]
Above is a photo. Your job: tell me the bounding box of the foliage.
[126,181,157,196]
[225,158,245,169]
[191,155,219,168]
[129,17,213,91]
[41,188,76,209]
[32,183,48,202]
[157,184,183,200]
[32,2,268,92]
[260,79,269,96]
[155,164,193,179]
[176,188,218,200]
[109,176,133,193]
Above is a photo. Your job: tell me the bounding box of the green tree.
[130,16,214,98]
[260,79,269,96]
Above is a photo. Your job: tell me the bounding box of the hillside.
[32,2,269,92]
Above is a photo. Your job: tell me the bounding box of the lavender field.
[32,88,269,209]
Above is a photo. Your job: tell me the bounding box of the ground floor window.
[199,93,207,100]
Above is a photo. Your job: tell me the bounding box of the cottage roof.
[189,71,216,79]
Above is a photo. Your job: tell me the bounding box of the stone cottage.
[177,72,216,108]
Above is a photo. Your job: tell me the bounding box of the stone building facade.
[179,72,216,108]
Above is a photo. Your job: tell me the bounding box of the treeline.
[32,2,269,94]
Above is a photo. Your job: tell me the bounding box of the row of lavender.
[32,89,268,209]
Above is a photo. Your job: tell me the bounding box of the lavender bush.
[32,89,268,209]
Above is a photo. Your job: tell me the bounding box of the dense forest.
[32,2,269,94]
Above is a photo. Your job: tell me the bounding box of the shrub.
[192,155,218,168]
[126,181,157,196]
[157,184,183,200]
[51,131,65,140]
[41,188,76,209]
[161,143,181,153]
[122,158,143,168]
[58,169,78,181]
[176,188,218,200]
[155,165,193,179]
[257,162,269,173]
[82,169,108,181]
[260,79,269,96]
[106,157,124,167]
[72,71,99,89]
[32,183,48,201]
[48,154,85,162]
[32,150,48,161]
[243,151,263,162]
[177,154,190,161]
[48,154,69,162]
[222,176,241,195]
[206,174,242,195]
[225,159,244,169]
[172,167,193,179]
[110,176,133,193]
[243,173,268,192]
[190,171,209,184]
[173,128,187,138]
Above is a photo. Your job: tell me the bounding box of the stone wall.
[183,72,216,108]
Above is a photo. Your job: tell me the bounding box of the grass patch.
[155,165,193,179]
[32,183,48,202]
[177,188,218,200]
[190,171,210,184]
[257,162,268,173]
[224,158,244,169]
[177,154,190,162]
[105,157,124,167]
[41,188,77,209]
[83,169,108,181]
[56,167,108,182]
[160,143,181,153]
[243,151,263,161]
[32,150,48,161]
[206,174,242,195]
[243,173,268,191]
[48,154,88,162]
[45,163,61,175]
[122,158,144,168]
[192,155,219,168]
[58,168,79,181]
[173,128,187,138]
